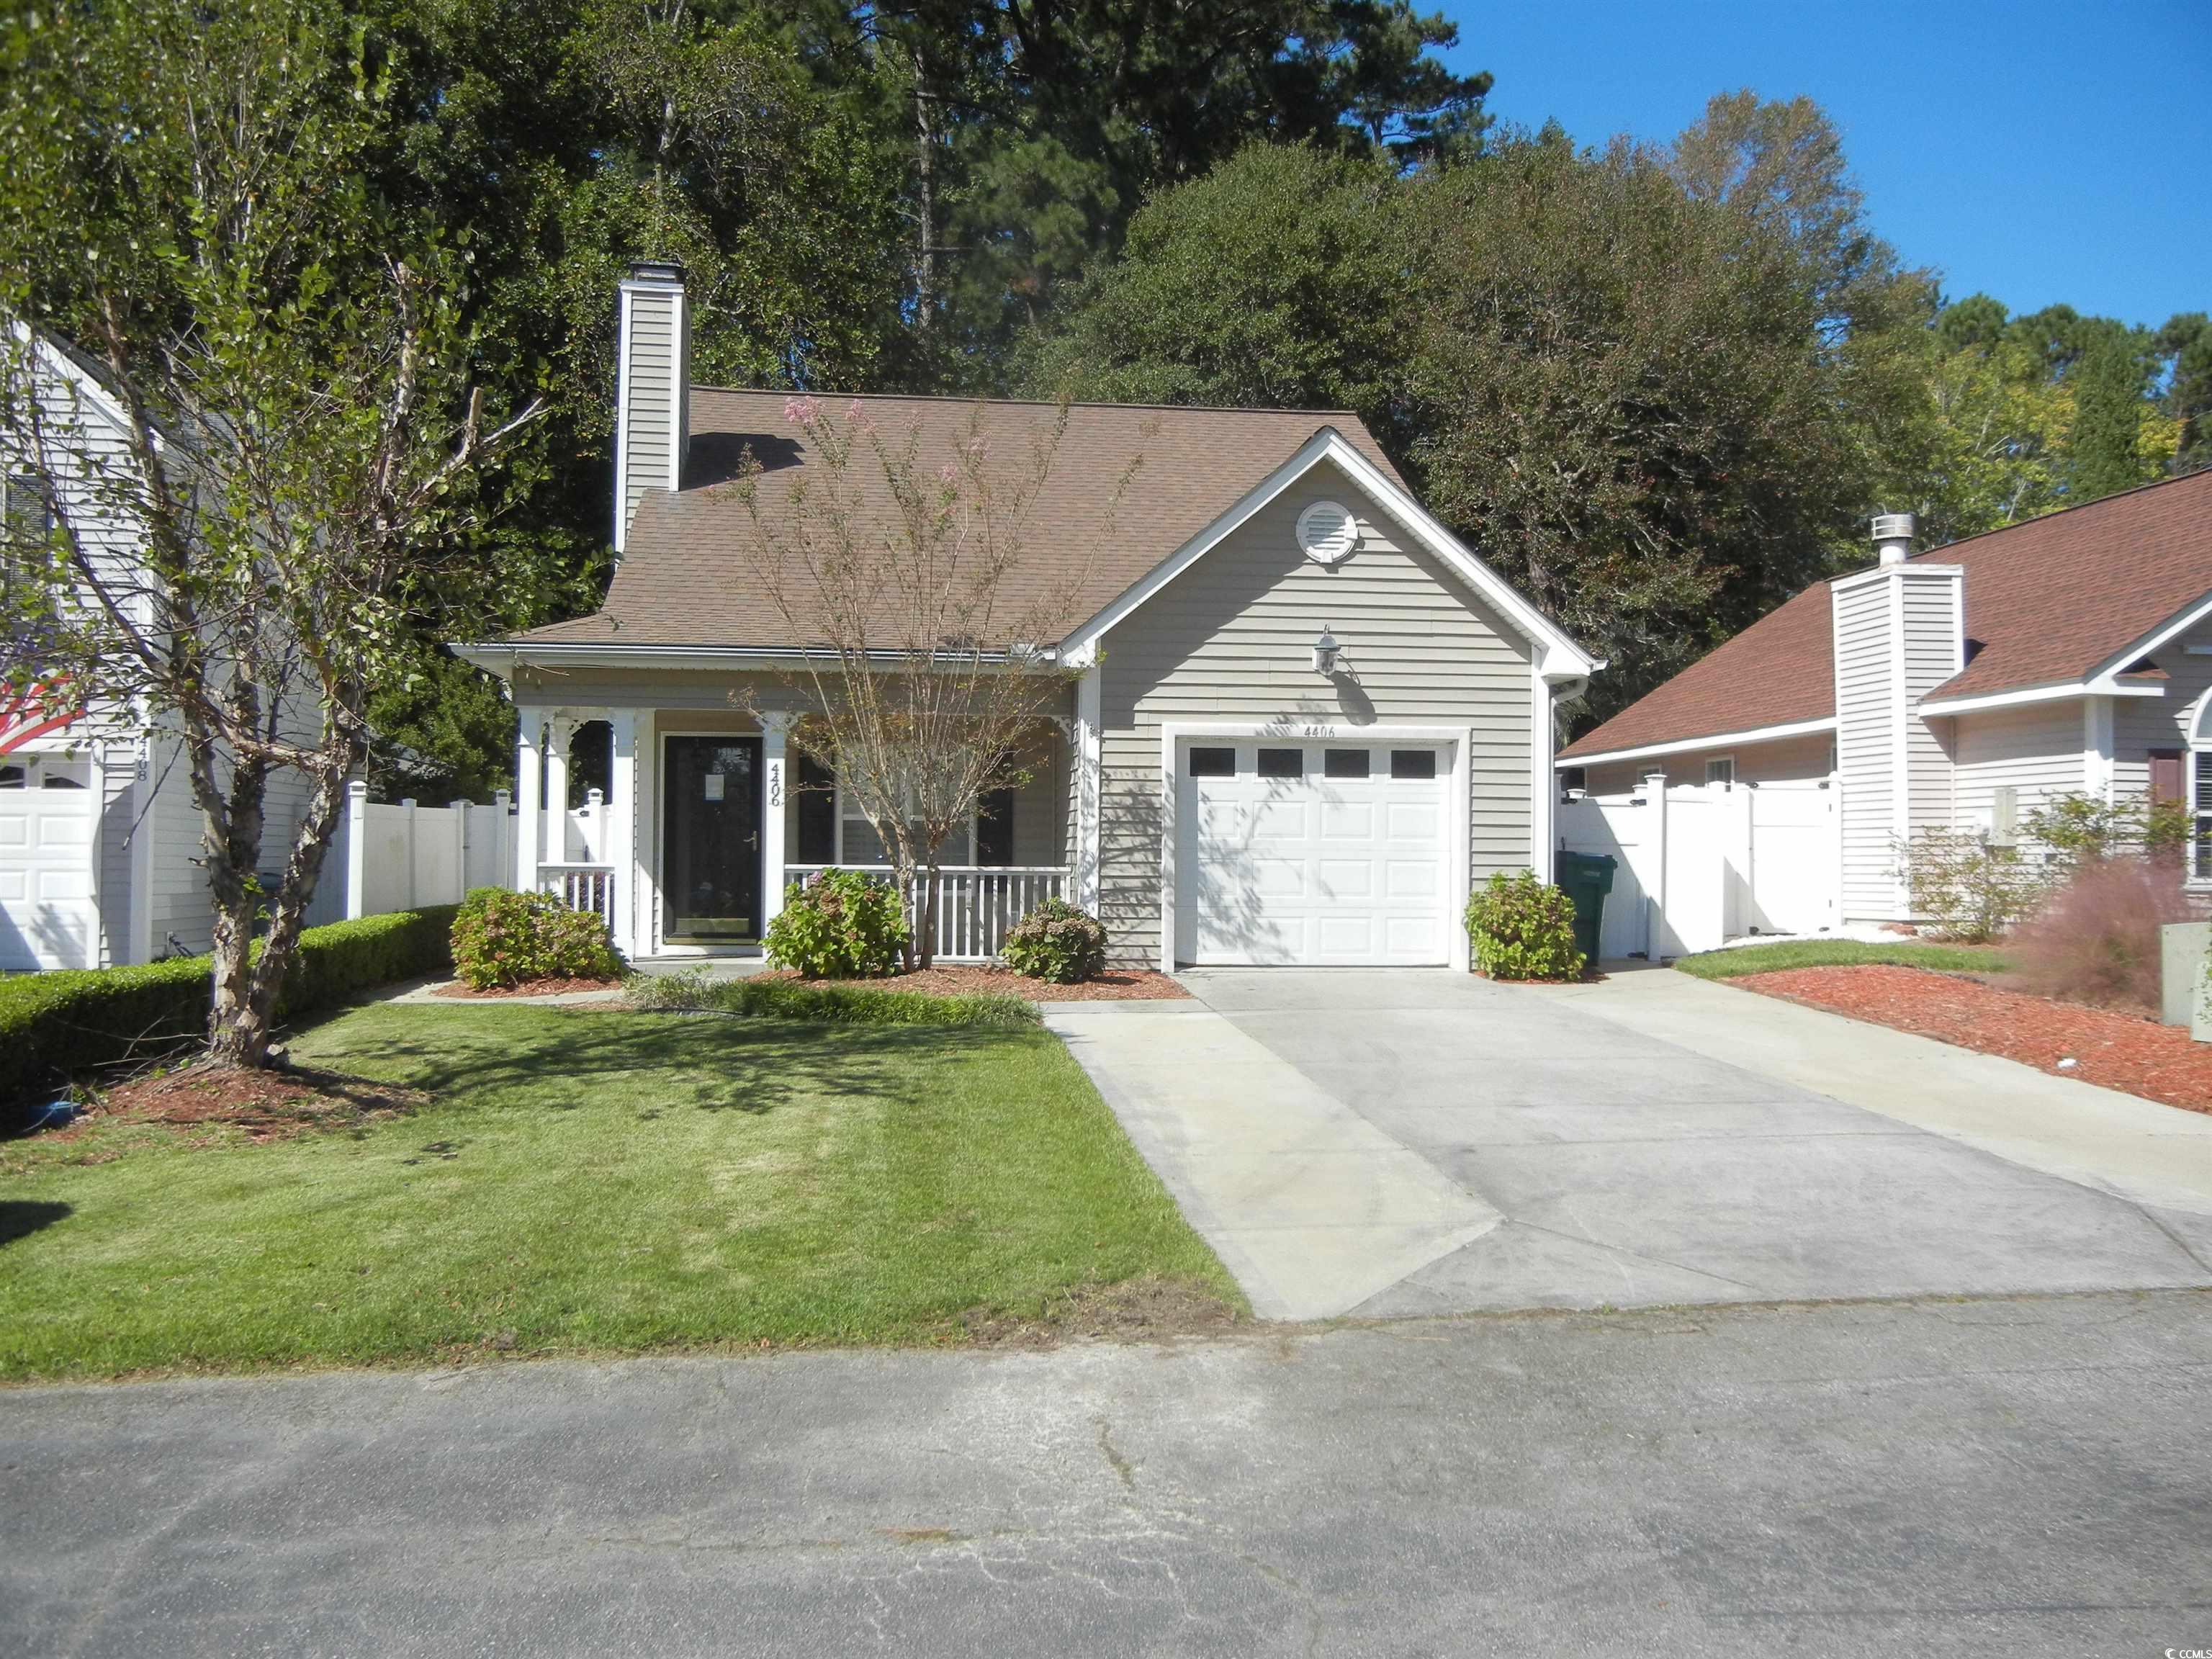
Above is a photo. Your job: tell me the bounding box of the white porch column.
[1074,660,1102,912]
[2085,694,2117,804]
[606,709,639,956]
[515,711,542,894]
[544,710,577,864]
[759,711,794,931]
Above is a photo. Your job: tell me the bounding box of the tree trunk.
[917,861,940,970]
[912,72,937,331]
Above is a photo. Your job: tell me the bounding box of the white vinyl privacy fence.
[1556,777,1840,960]
[310,781,518,925]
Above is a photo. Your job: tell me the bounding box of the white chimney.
[1871,511,1915,567]
[613,260,690,557]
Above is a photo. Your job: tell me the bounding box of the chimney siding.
[1831,562,1964,921]
[614,270,688,556]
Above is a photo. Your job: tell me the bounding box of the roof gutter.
[450,640,1065,680]
[1917,678,2167,716]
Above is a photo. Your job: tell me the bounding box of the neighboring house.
[1555,473,2212,951]
[456,262,1600,971]
[0,333,323,971]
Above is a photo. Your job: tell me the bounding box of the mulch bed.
[88,1064,426,1141]
[759,964,1190,1002]
[1737,964,2212,1117]
[431,976,624,999]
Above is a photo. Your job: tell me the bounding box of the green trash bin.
[1552,850,1617,967]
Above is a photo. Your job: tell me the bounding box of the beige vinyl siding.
[1901,572,1961,833]
[619,288,679,544]
[1581,731,1834,795]
[1833,577,1898,919]
[1097,458,1535,966]
[1951,702,2084,835]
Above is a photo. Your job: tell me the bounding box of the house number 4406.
[768,762,782,807]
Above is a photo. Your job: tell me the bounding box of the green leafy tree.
[0,0,547,1069]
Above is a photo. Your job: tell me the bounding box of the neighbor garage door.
[1174,739,1452,966]
[0,761,97,971]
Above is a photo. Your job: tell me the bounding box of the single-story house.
[1555,470,2212,947]
[457,262,1601,971]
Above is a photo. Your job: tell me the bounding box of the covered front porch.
[512,703,1079,964]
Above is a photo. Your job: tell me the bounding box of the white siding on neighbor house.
[1833,576,1899,919]
[1951,701,2085,837]
[95,749,135,967]
[1581,731,1834,796]
[2111,616,2212,801]
[1096,457,1537,966]
[617,284,682,548]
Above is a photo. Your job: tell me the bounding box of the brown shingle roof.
[517,391,1404,651]
[1560,469,2212,762]
[1555,582,1835,760]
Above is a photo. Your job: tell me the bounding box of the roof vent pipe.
[1871,512,1915,567]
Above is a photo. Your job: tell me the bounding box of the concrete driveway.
[1048,970,2212,1319]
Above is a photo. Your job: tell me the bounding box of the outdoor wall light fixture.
[1312,625,1343,676]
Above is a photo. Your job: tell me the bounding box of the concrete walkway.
[1533,964,2212,1218]
[1046,1002,1498,1318]
[1056,970,2212,1319]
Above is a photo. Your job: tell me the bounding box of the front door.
[662,736,763,942]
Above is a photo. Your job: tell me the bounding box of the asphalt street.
[6,1289,2210,1657]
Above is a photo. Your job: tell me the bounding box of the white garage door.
[0,758,97,971]
[1176,739,1451,966]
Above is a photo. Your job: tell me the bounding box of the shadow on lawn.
[345,1010,1009,1118]
[0,1200,72,1247]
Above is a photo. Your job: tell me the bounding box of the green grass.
[1673,938,2010,980]
[0,1003,1240,1380]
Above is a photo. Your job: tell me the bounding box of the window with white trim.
[2188,688,2212,881]
[1705,756,1735,788]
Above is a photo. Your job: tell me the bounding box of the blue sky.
[1439,1,2210,329]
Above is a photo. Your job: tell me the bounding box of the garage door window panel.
[1390,750,1437,780]
[1257,748,1303,779]
[1324,749,1371,779]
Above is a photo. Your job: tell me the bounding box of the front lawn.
[1673,938,2010,981]
[0,1004,1241,1380]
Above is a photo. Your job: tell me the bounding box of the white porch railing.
[539,863,616,929]
[787,866,1068,963]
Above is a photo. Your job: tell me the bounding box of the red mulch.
[90,1064,426,1141]
[759,964,1189,1002]
[1738,964,2212,1116]
[431,976,624,999]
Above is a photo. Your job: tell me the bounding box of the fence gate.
[1557,776,1839,961]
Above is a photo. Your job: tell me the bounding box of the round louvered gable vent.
[1296,500,1359,565]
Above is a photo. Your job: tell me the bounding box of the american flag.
[0,675,78,756]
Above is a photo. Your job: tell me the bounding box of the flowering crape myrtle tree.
[734,397,1135,968]
[0,0,545,1069]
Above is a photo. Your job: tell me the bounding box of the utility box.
[2162,920,2211,1032]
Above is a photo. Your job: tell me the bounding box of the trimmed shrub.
[626,967,1035,1029]
[449,887,624,992]
[1000,897,1108,984]
[1465,871,1585,981]
[763,868,907,979]
[1,904,458,1118]
[2008,856,2192,1012]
